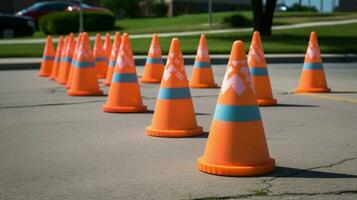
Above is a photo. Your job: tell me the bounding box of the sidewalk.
[1,19,357,45]
[1,54,357,70]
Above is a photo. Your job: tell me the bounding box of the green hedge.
[39,11,115,34]
[222,13,251,28]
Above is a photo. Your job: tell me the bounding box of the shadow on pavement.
[274,103,319,107]
[264,166,357,178]
[191,131,209,138]
[331,91,357,94]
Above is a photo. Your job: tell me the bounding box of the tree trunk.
[251,0,277,36]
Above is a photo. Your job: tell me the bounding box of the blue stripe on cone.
[95,57,108,62]
[62,57,73,63]
[303,63,323,70]
[213,104,261,122]
[74,61,94,68]
[112,73,138,83]
[54,57,61,63]
[108,60,116,67]
[158,87,191,99]
[249,67,268,76]
[194,61,211,68]
[43,56,55,61]
[146,57,164,64]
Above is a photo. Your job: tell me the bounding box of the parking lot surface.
[1,63,357,200]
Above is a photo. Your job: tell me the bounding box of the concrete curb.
[1,54,357,70]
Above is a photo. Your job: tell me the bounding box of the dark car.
[0,13,35,38]
[15,1,111,28]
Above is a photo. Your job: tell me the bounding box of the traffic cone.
[93,33,108,79]
[49,36,64,80]
[295,32,330,93]
[197,41,275,176]
[57,33,75,85]
[146,38,203,137]
[104,32,121,86]
[140,33,164,83]
[103,33,112,61]
[248,31,277,106]
[189,34,218,88]
[103,33,147,112]
[38,35,55,77]
[67,33,103,96]
[65,33,83,89]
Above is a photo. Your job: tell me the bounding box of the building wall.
[165,0,251,16]
[338,0,357,11]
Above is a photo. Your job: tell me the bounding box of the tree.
[251,0,277,36]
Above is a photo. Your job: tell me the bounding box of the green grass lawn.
[18,11,357,39]
[0,22,356,58]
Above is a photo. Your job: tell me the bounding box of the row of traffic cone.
[38,31,330,177]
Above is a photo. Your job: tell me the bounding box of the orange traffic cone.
[189,34,218,88]
[103,33,112,61]
[140,33,164,83]
[295,32,330,93]
[146,38,203,137]
[104,32,121,86]
[103,33,147,112]
[67,33,103,96]
[65,33,83,89]
[57,33,75,85]
[38,35,55,77]
[197,41,275,176]
[49,36,64,80]
[248,31,277,106]
[93,33,108,79]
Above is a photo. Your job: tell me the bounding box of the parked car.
[0,13,35,38]
[276,3,288,11]
[15,1,111,28]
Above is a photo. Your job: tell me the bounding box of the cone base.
[189,83,219,88]
[257,98,277,106]
[140,78,161,84]
[67,90,103,96]
[102,105,147,113]
[294,88,330,93]
[57,81,67,86]
[49,77,56,81]
[197,157,275,177]
[146,126,203,138]
[97,75,106,79]
[38,73,50,77]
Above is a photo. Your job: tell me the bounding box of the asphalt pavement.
[0,63,357,200]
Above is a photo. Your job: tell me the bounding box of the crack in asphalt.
[0,94,217,109]
[192,157,357,200]
[259,157,357,197]
[0,100,105,109]
[192,190,357,200]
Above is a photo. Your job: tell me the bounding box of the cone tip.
[309,31,317,42]
[233,40,244,47]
